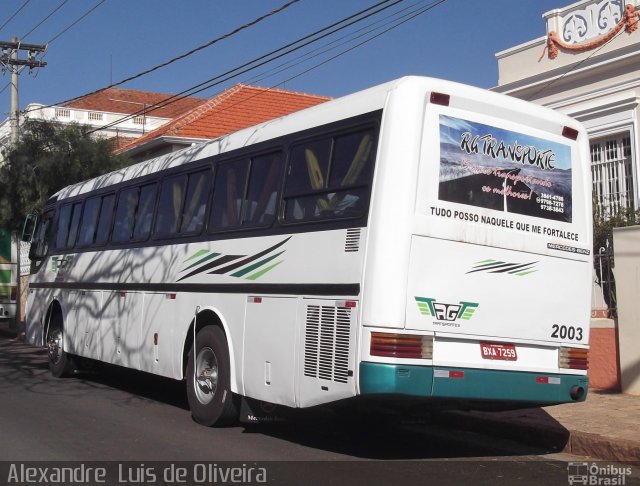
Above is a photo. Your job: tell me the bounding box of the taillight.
[562,126,579,140]
[559,347,589,370]
[430,92,450,106]
[370,332,433,359]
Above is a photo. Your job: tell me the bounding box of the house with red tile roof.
[117,84,331,162]
[63,87,206,120]
[0,88,206,153]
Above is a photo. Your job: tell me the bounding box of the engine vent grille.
[304,305,351,383]
[345,228,361,252]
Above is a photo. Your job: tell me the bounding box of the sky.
[0,0,566,119]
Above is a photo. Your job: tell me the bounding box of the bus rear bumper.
[359,362,588,405]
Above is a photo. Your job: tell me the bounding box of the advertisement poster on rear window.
[438,115,572,222]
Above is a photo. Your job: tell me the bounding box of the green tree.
[593,200,640,254]
[0,119,132,231]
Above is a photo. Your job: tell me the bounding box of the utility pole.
[0,37,47,143]
[0,37,46,330]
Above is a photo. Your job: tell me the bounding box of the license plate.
[480,342,517,361]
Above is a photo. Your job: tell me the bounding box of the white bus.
[24,77,592,426]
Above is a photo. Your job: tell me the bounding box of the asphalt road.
[1,335,637,486]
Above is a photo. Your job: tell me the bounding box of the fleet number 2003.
[551,324,583,341]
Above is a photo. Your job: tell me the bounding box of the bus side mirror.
[21,213,38,243]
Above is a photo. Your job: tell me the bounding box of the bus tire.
[186,326,238,426]
[47,324,76,378]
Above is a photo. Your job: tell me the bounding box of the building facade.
[494,0,640,391]
[0,88,206,155]
[495,0,640,218]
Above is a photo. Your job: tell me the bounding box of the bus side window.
[112,188,139,243]
[78,196,101,247]
[94,195,115,246]
[55,204,73,250]
[132,184,157,241]
[208,160,249,231]
[30,213,53,260]
[65,203,83,249]
[180,170,211,234]
[282,128,376,222]
[55,202,82,250]
[155,175,187,238]
[243,152,283,226]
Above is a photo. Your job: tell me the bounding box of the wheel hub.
[48,329,63,365]
[194,346,218,405]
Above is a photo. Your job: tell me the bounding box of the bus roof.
[54,76,578,201]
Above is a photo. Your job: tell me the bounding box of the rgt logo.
[415,297,479,322]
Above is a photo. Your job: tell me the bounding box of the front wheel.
[186,326,238,426]
[47,326,76,378]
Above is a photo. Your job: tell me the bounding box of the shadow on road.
[1,336,564,460]
[240,406,562,460]
[0,337,188,410]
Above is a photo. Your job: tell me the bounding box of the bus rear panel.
[360,78,591,409]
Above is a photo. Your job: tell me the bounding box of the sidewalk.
[438,391,640,462]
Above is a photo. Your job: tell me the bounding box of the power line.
[27,0,302,114]
[244,0,442,87]
[526,28,625,101]
[185,0,448,132]
[47,0,107,45]
[105,0,301,87]
[280,0,447,84]
[0,0,32,35]
[21,0,69,40]
[85,0,405,134]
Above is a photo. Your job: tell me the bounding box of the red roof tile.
[117,84,330,154]
[64,88,206,119]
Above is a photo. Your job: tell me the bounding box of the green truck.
[0,229,17,323]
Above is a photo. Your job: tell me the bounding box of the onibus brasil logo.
[415,296,479,322]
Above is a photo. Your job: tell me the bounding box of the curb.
[568,431,640,462]
[437,410,640,462]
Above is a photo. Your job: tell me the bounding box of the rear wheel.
[47,325,76,378]
[186,326,238,426]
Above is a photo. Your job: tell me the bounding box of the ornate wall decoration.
[548,2,638,59]
[562,0,624,43]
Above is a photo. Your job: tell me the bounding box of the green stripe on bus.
[184,249,210,262]
[182,252,221,272]
[231,251,284,278]
[246,261,283,281]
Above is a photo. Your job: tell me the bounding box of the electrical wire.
[26,0,398,118]
[85,0,405,134]
[26,0,303,114]
[47,0,107,45]
[0,0,32,35]
[526,28,626,101]
[176,0,448,134]
[244,0,440,87]
[21,0,69,40]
